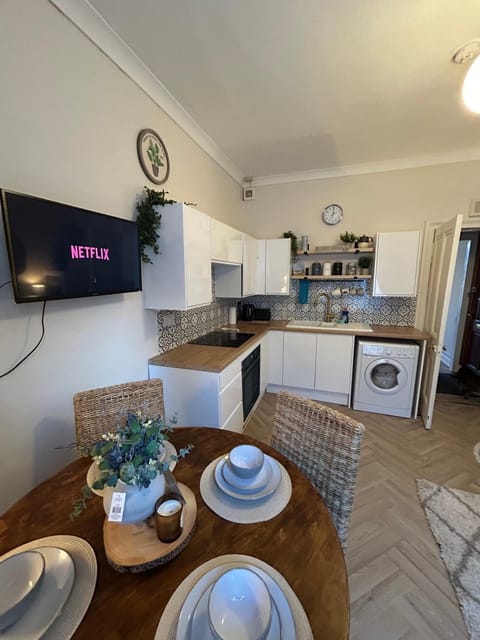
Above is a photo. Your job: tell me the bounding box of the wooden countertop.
[149,321,430,373]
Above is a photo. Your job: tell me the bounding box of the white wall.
[0,0,242,513]
[242,163,480,242]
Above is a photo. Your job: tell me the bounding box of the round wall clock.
[137,129,170,185]
[322,204,344,225]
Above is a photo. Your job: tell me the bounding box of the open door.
[420,215,463,429]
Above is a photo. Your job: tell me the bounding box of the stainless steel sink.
[286,320,372,332]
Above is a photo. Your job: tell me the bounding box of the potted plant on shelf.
[71,411,192,522]
[135,186,176,264]
[358,256,372,274]
[339,231,358,249]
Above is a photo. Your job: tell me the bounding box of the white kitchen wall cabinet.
[213,234,257,298]
[283,331,317,388]
[211,218,243,264]
[373,230,421,297]
[242,235,257,297]
[254,239,291,295]
[315,334,354,399]
[143,203,212,310]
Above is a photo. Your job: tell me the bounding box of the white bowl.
[208,567,271,640]
[0,550,45,631]
[222,457,271,492]
[227,445,265,479]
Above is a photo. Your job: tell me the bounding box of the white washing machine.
[353,340,420,418]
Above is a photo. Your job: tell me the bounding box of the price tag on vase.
[108,491,126,522]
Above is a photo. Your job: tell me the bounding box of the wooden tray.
[103,483,197,573]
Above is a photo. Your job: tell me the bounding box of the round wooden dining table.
[0,427,349,639]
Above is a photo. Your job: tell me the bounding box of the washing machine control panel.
[362,343,418,358]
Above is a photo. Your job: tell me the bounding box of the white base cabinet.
[149,337,265,432]
[143,203,212,310]
[267,331,354,405]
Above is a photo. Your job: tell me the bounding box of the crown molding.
[48,0,244,185]
[251,147,480,187]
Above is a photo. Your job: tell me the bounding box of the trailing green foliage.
[135,186,176,263]
[282,230,298,256]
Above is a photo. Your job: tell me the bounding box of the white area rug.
[416,479,480,640]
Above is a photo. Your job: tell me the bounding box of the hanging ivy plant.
[135,186,176,263]
[282,230,298,256]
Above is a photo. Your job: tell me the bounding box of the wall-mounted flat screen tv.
[1,189,142,303]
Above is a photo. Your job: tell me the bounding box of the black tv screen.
[1,190,142,303]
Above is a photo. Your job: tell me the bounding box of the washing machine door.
[364,358,408,395]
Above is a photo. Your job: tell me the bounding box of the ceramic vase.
[102,472,166,523]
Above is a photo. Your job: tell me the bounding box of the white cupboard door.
[268,331,284,385]
[283,332,316,388]
[211,218,242,264]
[184,208,212,307]
[373,231,421,296]
[265,239,291,295]
[315,334,354,394]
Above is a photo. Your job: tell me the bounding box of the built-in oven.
[242,345,260,420]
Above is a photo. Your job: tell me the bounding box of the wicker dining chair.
[73,379,165,448]
[271,391,365,550]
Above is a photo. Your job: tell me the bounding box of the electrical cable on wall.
[0,280,11,289]
[0,301,47,378]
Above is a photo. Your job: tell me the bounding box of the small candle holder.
[154,493,183,543]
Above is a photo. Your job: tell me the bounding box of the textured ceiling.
[90,0,480,179]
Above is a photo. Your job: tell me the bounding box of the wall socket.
[341,288,349,294]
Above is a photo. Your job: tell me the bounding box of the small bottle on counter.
[341,308,349,324]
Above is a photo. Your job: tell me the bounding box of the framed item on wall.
[137,129,170,185]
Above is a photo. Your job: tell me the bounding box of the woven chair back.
[271,391,365,549]
[73,379,165,449]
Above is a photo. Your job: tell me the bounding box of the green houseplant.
[339,231,358,245]
[282,231,299,256]
[135,186,176,263]
[358,256,372,274]
[71,411,192,520]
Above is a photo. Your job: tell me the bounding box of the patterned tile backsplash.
[155,274,416,353]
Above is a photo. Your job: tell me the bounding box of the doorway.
[437,229,480,397]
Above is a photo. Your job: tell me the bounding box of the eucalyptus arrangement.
[71,411,192,519]
[135,186,176,263]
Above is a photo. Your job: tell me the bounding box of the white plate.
[0,535,97,640]
[214,456,281,501]
[222,457,272,492]
[3,547,74,639]
[175,562,295,640]
[87,441,178,496]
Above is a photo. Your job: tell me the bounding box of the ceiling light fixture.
[452,40,480,114]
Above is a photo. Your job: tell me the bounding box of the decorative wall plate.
[137,129,170,185]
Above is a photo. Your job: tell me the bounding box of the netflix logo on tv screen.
[1,190,142,303]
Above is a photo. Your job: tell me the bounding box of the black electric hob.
[188,331,254,348]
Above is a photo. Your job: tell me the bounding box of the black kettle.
[241,303,256,321]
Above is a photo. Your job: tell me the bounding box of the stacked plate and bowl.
[174,559,298,640]
[214,445,282,502]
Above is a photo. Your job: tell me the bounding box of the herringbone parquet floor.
[244,392,480,640]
